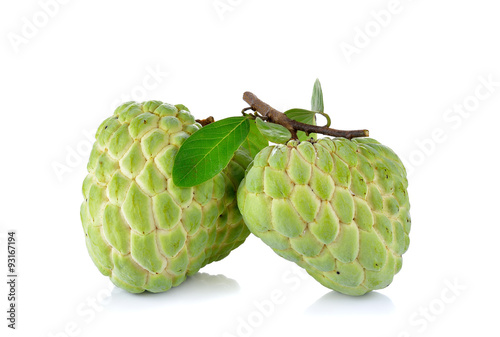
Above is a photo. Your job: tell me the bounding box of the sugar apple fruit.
[80,101,251,293]
[237,137,410,296]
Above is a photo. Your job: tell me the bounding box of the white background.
[1,0,499,336]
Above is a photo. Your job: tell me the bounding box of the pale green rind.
[81,101,251,293]
[238,137,411,296]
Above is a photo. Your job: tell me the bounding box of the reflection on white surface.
[306,291,395,315]
[108,273,240,311]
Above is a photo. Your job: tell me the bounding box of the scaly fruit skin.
[206,149,252,264]
[80,101,251,293]
[237,138,410,296]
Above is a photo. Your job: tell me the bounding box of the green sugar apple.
[237,137,410,296]
[80,101,251,293]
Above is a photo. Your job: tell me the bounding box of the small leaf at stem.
[255,117,291,144]
[173,117,250,187]
[311,79,324,113]
[284,108,317,141]
[240,119,269,158]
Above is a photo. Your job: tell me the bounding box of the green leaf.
[173,117,250,187]
[285,108,316,123]
[240,119,269,158]
[284,108,317,141]
[311,79,324,113]
[255,118,291,144]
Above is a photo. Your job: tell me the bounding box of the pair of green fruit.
[80,100,410,296]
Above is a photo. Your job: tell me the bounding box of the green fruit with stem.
[237,137,410,296]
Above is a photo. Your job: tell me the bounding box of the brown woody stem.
[243,92,369,140]
[196,116,215,127]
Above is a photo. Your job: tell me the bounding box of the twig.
[196,116,215,127]
[243,92,369,140]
